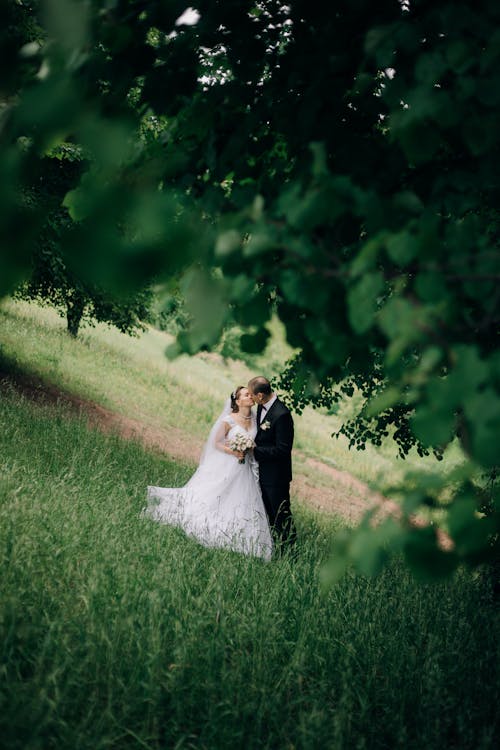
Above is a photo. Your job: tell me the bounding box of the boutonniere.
[260,421,271,431]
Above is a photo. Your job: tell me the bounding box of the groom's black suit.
[254,397,296,550]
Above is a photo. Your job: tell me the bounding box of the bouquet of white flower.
[229,433,255,463]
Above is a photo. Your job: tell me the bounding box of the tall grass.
[0,299,465,496]
[1,384,498,749]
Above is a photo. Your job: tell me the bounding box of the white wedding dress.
[143,406,272,560]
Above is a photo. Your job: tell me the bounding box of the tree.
[0,0,208,299]
[1,0,499,579]
[155,0,500,580]
[17,248,152,338]
[16,144,152,337]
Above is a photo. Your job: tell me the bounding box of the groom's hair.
[248,376,272,396]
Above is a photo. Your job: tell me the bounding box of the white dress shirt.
[260,394,277,420]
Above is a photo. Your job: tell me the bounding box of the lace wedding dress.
[143,406,272,560]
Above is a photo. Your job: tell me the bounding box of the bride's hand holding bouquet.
[229,434,255,464]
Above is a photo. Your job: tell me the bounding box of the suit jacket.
[254,397,293,485]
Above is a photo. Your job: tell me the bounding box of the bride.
[143,386,273,560]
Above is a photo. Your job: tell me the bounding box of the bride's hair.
[230,386,245,413]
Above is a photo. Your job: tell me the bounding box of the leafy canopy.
[1,0,499,579]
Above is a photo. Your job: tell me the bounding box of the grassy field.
[0,382,498,750]
[0,300,465,507]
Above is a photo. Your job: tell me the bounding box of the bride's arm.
[215,420,243,458]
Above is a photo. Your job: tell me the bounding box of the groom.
[248,376,297,553]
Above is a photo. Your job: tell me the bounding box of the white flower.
[260,421,270,431]
[229,432,255,463]
[229,434,255,451]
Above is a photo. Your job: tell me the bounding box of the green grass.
[1,383,498,749]
[0,299,466,506]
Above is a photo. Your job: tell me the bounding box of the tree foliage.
[1,0,499,579]
[17,247,152,337]
[16,145,152,337]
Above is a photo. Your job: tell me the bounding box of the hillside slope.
[0,300,462,522]
[0,351,497,750]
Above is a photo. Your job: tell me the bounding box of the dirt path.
[1,368,385,523]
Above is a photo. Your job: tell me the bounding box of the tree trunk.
[66,293,85,338]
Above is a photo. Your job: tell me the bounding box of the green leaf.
[309,141,329,178]
[179,269,229,351]
[228,274,256,301]
[347,271,384,333]
[44,0,90,52]
[321,530,351,586]
[240,327,270,353]
[304,318,350,366]
[280,270,330,314]
[402,491,425,515]
[463,115,500,155]
[392,191,424,215]
[235,293,270,327]
[392,120,441,164]
[243,231,277,258]
[364,26,395,67]
[445,40,474,74]
[414,273,448,303]
[385,231,419,266]
[417,347,443,375]
[350,235,385,276]
[463,388,500,468]
[378,297,415,339]
[404,527,458,581]
[450,345,489,395]
[378,297,429,365]
[448,497,496,558]
[215,230,241,258]
[411,404,456,446]
[78,118,134,169]
[319,555,349,588]
[350,529,388,577]
[365,386,401,416]
[415,51,447,85]
[447,496,476,539]
[165,340,181,360]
